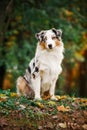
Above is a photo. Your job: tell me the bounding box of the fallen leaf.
[38,125,43,130]
[52,115,58,119]
[61,95,67,99]
[10,92,18,97]
[47,122,53,129]
[0,98,7,102]
[0,94,8,99]
[0,118,8,126]
[43,95,52,100]
[48,101,56,106]
[56,95,67,100]
[35,102,44,108]
[80,98,87,103]
[59,122,67,128]
[75,98,87,103]
[57,105,71,112]
[55,95,61,100]
[82,124,87,129]
[19,104,26,109]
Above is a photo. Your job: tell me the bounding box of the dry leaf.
[57,105,71,112]
[82,124,87,129]
[56,95,67,100]
[48,101,56,106]
[38,125,43,130]
[59,122,67,128]
[35,102,44,108]
[60,95,67,99]
[55,95,61,100]
[10,92,18,97]
[43,94,52,100]
[75,98,87,103]
[80,98,87,103]
[19,104,26,109]
[0,94,8,99]
[0,98,7,102]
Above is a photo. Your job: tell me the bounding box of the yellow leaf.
[80,98,87,103]
[75,52,85,62]
[57,105,71,112]
[48,101,56,106]
[56,95,67,100]
[75,98,87,103]
[35,102,44,108]
[55,95,61,100]
[64,9,73,16]
[10,93,18,97]
[0,94,8,99]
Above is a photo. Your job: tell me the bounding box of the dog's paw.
[34,96,42,100]
[51,95,57,100]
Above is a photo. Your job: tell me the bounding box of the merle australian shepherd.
[33,28,64,100]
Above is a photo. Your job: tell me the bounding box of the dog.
[16,58,40,99]
[33,28,64,100]
[16,76,34,98]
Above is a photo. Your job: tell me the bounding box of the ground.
[0,90,87,130]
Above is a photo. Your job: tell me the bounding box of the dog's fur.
[16,58,40,98]
[33,28,64,100]
[16,76,34,98]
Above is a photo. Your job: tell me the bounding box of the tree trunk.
[0,0,13,88]
[79,50,87,97]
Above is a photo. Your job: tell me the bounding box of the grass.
[0,89,87,129]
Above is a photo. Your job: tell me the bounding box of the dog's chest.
[39,51,62,73]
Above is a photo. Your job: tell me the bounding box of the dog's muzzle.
[48,44,52,49]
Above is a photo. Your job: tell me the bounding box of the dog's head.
[35,28,62,50]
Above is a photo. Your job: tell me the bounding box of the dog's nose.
[48,44,52,49]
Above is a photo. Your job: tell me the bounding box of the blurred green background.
[0,0,87,97]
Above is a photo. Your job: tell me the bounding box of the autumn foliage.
[0,0,87,97]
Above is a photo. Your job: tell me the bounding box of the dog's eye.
[52,36,57,40]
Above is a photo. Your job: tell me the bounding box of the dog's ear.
[35,31,45,41]
[35,33,40,40]
[57,29,62,37]
[52,28,62,37]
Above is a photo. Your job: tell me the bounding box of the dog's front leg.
[32,77,41,100]
[49,79,57,100]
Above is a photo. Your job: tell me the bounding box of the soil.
[0,93,87,130]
